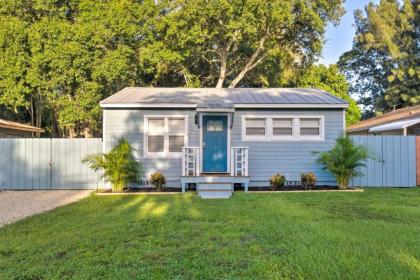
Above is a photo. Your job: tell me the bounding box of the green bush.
[82,138,142,192]
[315,135,369,190]
[149,172,167,191]
[301,172,317,190]
[269,174,286,191]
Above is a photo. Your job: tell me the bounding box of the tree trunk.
[228,35,268,88]
[29,97,35,127]
[216,46,228,88]
[34,93,43,138]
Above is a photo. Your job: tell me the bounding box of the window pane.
[300,128,320,136]
[169,136,184,152]
[273,127,293,136]
[273,119,292,127]
[148,118,165,135]
[300,118,319,127]
[207,120,223,132]
[246,118,265,127]
[148,135,164,152]
[168,118,185,134]
[246,127,265,136]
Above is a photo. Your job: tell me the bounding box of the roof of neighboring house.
[369,117,420,133]
[0,119,44,133]
[100,87,348,109]
[347,105,420,133]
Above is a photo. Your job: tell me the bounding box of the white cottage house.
[100,88,348,198]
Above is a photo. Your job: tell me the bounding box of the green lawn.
[1,189,420,279]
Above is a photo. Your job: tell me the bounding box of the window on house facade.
[242,116,323,141]
[245,118,266,137]
[145,116,187,156]
[272,118,293,137]
[206,120,224,132]
[299,118,321,137]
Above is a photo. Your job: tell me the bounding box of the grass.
[1,189,420,279]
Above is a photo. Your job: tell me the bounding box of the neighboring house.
[347,105,420,135]
[0,119,44,138]
[101,87,348,198]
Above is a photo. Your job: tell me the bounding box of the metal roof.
[100,87,348,108]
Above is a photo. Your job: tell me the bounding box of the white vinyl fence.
[0,138,102,190]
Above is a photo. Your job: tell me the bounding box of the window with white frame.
[244,118,266,137]
[242,116,323,141]
[272,118,293,137]
[299,118,321,138]
[145,116,187,156]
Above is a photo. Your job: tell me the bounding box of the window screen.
[300,118,320,136]
[273,118,293,136]
[245,118,266,136]
[148,136,164,152]
[168,118,185,134]
[169,135,184,152]
[148,118,165,135]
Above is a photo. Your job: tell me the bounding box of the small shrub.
[269,174,286,191]
[149,172,166,191]
[82,138,142,192]
[301,172,317,190]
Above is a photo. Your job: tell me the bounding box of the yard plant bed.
[100,187,182,193]
[248,185,359,192]
[1,189,420,279]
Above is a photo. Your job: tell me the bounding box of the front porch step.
[181,175,250,194]
[199,191,232,199]
[197,182,233,199]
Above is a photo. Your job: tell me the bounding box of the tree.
[338,0,419,117]
[140,0,345,88]
[0,0,347,136]
[0,0,150,137]
[297,64,361,125]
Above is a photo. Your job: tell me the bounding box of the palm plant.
[315,135,370,190]
[82,138,143,192]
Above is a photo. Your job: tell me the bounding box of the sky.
[319,0,380,65]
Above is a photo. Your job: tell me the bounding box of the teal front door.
[203,116,228,172]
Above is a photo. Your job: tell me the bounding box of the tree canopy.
[141,0,345,88]
[0,0,351,137]
[0,0,149,136]
[338,0,419,117]
[297,65,361,125]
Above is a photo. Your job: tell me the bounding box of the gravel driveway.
[0,190,92,227]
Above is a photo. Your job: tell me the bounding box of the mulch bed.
[101,188,182,194]
[100,186,358,194]
[246,186,356,192]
